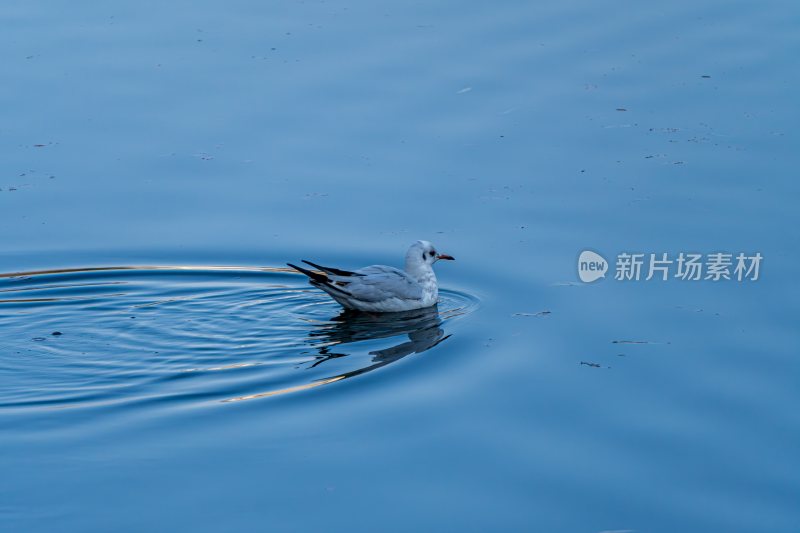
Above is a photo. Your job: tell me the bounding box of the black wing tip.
[301,259,323,269]
[286,262,305,273]
[287,262,328,283]
[302,259,363,277]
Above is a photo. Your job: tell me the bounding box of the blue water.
[2,0,798,531]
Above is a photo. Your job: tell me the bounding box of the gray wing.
[342,265,423,302]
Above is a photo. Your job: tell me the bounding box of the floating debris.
[580,361,601,368]
[612,340,652,344]
[51,331,62,336]
[513,310,551,317]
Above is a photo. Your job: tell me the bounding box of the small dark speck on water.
[32,337,46,342]
[701,75,711,78]
[513,310,551,317]
[616,108,627,111]
[51,331,62,336]
[580,361,602,368]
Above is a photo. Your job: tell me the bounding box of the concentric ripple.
[0,266,478,412]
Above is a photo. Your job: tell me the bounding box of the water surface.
[1,0,798,532]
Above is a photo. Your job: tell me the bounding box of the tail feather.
[288,262,355,298]
[311,280,354,298]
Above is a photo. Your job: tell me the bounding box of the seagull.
[288,240,454,312]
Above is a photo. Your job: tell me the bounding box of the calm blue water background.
[2,0,799,531]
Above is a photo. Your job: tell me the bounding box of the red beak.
[436,253,455,261]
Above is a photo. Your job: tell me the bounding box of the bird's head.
[406,240,454,270]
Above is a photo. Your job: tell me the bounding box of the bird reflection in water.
[306,304,450,378]
[222,305,449,402]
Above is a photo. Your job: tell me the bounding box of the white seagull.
[288,240,454,312]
